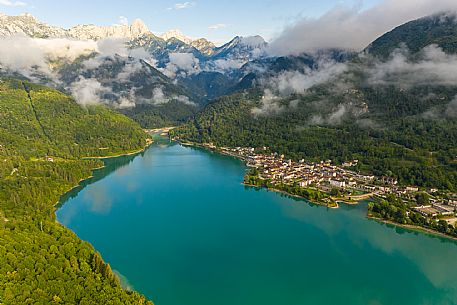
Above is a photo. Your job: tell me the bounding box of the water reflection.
[278,199,457,302]
[57,152,142,208]
[57,138,457,305]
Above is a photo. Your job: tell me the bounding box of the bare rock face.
[0,13,150,41]
[191,38,216,56]
[160,29,193,44]
[67,19,150,40]
[0,13,66,38]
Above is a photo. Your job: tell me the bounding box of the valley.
[1,6,457,305]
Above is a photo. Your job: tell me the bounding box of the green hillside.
[367,13,457,57]
[172,85,457,191]
[0,78,152,304]
[173,13,457,192]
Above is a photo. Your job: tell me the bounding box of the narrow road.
[332,191,379,202]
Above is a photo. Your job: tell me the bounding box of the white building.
[330,179,346,188]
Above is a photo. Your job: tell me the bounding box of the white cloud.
[151,87,169,105]
[209,23,228,30]
[0,36,98,80]
[117,97,136,109]
[70,77,104,106]
[163,52,200,78]
[202,58,246,73]
[251,89,285,117]
[269,0,457,56]
[0,35,49,78]
[118,16,129,26]
[367,45,457,87]
[446,96,457,117]
[168,1,195,10]
[0,0,27,7]
[252,57,350,118]
[264,58,348,95]
[96,38,129,57]
[36,38,97,61]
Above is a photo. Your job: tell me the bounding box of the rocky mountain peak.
[160,29,193,44]
[130,19,150,37]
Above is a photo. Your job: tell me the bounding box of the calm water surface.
[57,138,457,305]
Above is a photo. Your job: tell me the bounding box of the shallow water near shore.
[57,138,457,305]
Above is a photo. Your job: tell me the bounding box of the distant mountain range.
[172,12,457,192]
[0,13,269,122]
[0,13,268,64]
[2,11,457,137]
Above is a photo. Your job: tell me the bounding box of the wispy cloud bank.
[162,52,200,78]
[367,45,457,87]
[0,0,27,7]
[168,2,196,10]
[0,35,195,108]
[269,0,457,56]
[251,57,350,117]
[209,23,228,30]
[118,16,129,26]
[446,96,457,117]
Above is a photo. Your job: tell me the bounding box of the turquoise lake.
[57,138,457,305]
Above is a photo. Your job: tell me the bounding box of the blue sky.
[1,0,380,43]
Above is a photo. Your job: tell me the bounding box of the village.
[216,145,457,225]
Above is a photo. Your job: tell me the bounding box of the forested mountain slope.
[172,83,457,191]
[172,13,457,191]
[367,13,457,57]
[0,78,152,304]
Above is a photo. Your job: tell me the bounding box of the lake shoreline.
[368,215,457,242]
[52,138,155,300]
[243,183,340,209]
[177,140,352,209]
[175,139,457,242]
[56,141,153,207]
[82,141,153,160]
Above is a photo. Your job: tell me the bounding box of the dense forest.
[120,101,197,128]
[171,84,457,191]
[0,78,153,304]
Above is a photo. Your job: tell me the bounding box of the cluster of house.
[220,147,457,223]
[220,147,390,192]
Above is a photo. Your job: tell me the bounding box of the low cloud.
[70,77,104,106]
[367,45,457,87]
[203,58,246,73]
[310,104,348,126]
[251,89,286,117]
[269,0,457,56]
[0,35,133,80]
[176,95,196,106]
[163,52,200,78]
[252,57,350,117]
[0,35,50,78]
[0,33,199,110]
[446,96,457,117]
[263,57,349,95]
[151,87,169,105]
[97,38,129,57]
[0,36,101,80]
[150,87,197,106]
